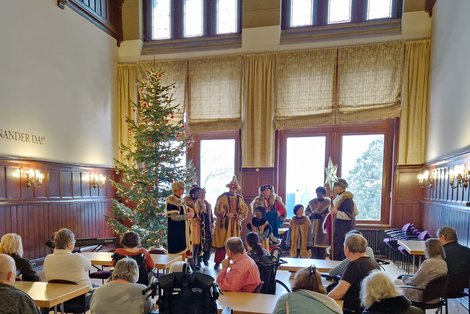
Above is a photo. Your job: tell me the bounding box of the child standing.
[287,204,313,258]
[247,206,273,251]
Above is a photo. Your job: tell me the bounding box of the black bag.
[156,272,220,314]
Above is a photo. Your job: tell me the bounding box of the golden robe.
[288,216,312,258]
[212,192,248,249]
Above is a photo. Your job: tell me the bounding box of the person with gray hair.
[166,181,194,259]
[0,254,41,314]
[216,237,261,292]
[437,225,470,276]
[361,271,423,314]
[328,233,380,312]
[90,258,152,314]
[44,228,93,289]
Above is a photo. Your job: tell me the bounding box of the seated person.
[396,238,447,303]
[287,204,313,258]
[216,237,261,292]
[113,231,155,271]
[246,232,270,263]
[273,266,342,314]
[361,271,423,314]
[0,254,41,314]
[247,206,273,250]
[90,258,152,314]
[329,230,375,278]
[44,228,93,289]
[437,226,470,277]
[169,261,192,273]
[328,233,381,312]
[0,233,39,281]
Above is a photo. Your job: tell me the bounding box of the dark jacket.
[443,241,470,276]
[11,254,40,282]
[363,296,424,314]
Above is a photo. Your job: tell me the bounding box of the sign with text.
[0,128,46,145]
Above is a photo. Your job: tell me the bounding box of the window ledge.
[142,33,242,55]
[281,19,401,45]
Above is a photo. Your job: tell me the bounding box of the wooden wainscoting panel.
[60,170,73,198]
[240,168,276,201]
[0,165,6,199]
[6,166,21,199]
[72,171,82,197]
[48,169,60,198]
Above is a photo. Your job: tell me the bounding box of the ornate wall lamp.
[25,169,45,188]
[89,173,106,189]
[417,170,433,188]
[449,164,469,189]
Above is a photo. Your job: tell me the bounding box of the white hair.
[360,271,400,308]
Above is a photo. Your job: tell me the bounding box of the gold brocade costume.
[184,195,204,246]
[212,192,249,249]
[288,216,312,258]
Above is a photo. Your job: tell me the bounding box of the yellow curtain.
[242,55,276,168]
[274,48,337,129]
[137,60,187,123]
[337,42,404,123]
[188,56,242,131]
[398,40,431,165]
[117,64,137,159]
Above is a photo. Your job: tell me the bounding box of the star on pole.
[325,157,338,192]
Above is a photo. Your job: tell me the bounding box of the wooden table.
[278,258,341,273]
[81,252,182,271]
[397,240,426,273]
[217,292,280,314]
[216,291,343,313]
[13,281,89,313]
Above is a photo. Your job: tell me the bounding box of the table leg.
[412,255,416,274]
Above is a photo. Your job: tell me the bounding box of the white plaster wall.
[427,0,470,160]
[0,0,118,166]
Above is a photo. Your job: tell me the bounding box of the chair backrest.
[417,231,430,241]
[253,281,264,293]
[422,274,448,303]
[157,272,220,314]
[112,252,149,285]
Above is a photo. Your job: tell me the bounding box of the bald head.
[0,254,16,284]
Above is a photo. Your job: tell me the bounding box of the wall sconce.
[417,170,433,188]
[25,169,45,188]
[90,173,106,189]
[449,164,469,189]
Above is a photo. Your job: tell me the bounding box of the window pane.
[290,0,313,27]
[341,135,384,221]
[286,137,326,214]
[184,0,203,37]
[200,139,235,206]
[328,0,351,24]
[367,0,392,20]
[152,0,171,39]
[217,0,237,34]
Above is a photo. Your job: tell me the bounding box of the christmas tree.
[106,69,195,249]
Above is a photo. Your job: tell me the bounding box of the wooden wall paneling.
[6,166,21,199]
[60,170,73,198]
[392,165,423,228]
[82,172,91,197]
[48,169,60,198]
[73,171,82,197]
[0,165,6,199]
[240,167,276,201]
[0,206,6,235]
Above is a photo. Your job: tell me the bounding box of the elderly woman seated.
[273,266,342,314]
[90,258,152,314]
[361,271,423,314]
[43,228,93,288]
[0,233,39,281]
